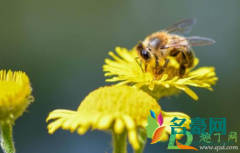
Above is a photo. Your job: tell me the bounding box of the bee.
[136,19,215,78]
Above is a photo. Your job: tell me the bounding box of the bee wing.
[185,36,216,46]
[165,18,197,35]
[164,36,215,48]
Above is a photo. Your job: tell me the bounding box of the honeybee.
[136,19,215,78]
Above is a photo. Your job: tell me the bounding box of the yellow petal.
[77,126,89,135]
[128,130,140,150]
[48,117,66,134]
[114,117,125,134]
[175,85,198,100]
[122,115,135,130]
[97,115,114,130]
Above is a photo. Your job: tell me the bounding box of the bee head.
[136,42,151,62]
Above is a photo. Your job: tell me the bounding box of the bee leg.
[155,60,159,77]
[157,59,169,76]
[144,64,148,73]
[135,57,144,73]
[179,65,186,77]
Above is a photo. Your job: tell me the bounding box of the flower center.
[0,81,22,101]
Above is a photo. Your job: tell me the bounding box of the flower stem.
[112,130,127,153]
[0,124,15,153]
[134,127,147,153]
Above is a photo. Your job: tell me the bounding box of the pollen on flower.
[47,86,160,150]
[103,47,218,100]
[47,86,192,150]
[0,70,33,125]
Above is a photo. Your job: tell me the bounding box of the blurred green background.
[0,0,240,153]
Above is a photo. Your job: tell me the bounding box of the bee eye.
[141,50,151,61]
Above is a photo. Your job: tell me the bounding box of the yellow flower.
[0,70,33,125]
[46,86,190,150]
[103,47,218,100]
